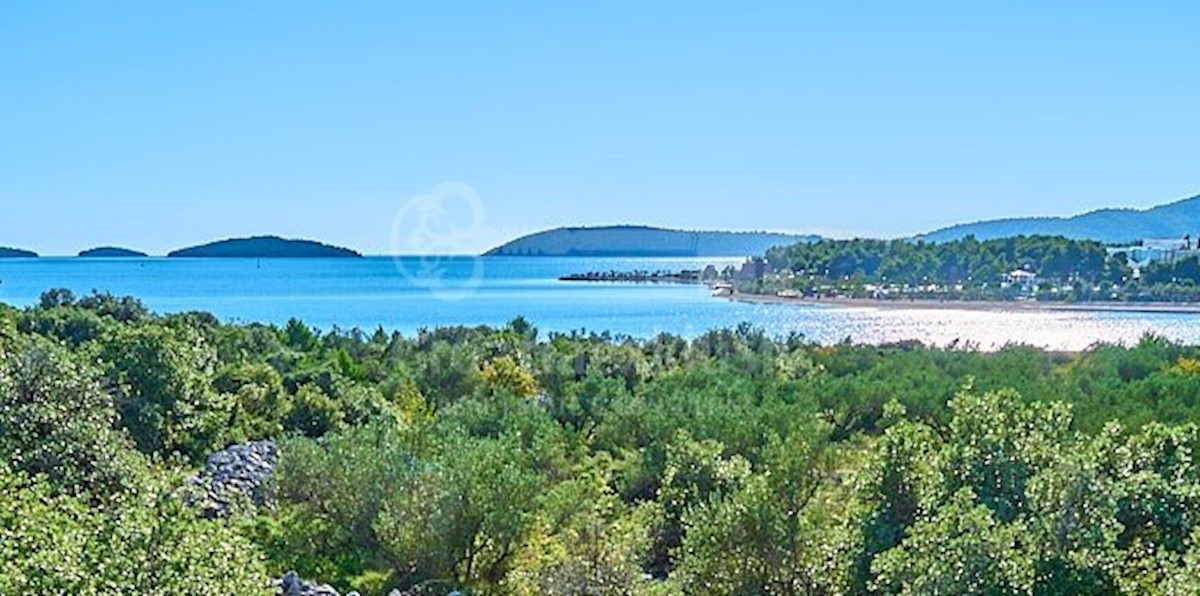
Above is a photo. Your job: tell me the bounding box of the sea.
[1,256,1198,351]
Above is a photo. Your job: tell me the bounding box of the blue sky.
[2,1,1198,255]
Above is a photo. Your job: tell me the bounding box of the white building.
[1108,238,1200,269]
[1005,269,1038,292]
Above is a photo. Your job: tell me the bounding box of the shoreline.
[723,292,1200,315]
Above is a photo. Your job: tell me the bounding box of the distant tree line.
[759,235,1200,302]
[765,235,1122,284]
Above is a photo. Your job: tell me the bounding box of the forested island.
[168,236,361,258]
[486,225,817,257]
[6,291,1200,593]
[78,246,149,257]
[0,246,37,258]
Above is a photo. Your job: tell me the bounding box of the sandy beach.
[724,292,1200,315]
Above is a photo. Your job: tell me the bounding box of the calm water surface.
[1,256,1197,350]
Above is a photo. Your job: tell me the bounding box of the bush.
[0,464,272,595]
[0,335,145,499]
[98,323,233,459]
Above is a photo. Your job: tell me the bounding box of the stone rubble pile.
[186,440,278,518]
[274,571,347,596]
[274,571,466,596]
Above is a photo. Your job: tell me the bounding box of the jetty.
[559,269,706,284]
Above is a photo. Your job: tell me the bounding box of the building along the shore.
[1108,237,1200,269]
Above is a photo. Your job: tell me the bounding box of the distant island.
[918,193,1200,244]
[167,236,361,258]
[78,246,148,258]
[485,225,818,257]
[0,246,37,258]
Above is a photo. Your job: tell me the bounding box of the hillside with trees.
[918,193,1200,243]
[6,292,1200,593]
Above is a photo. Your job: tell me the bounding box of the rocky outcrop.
[186,440,278,518]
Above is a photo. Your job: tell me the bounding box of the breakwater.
[559,269,706,283]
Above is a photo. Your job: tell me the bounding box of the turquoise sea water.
[1,256,1198,350]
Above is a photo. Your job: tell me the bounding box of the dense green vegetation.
[758,235,1200,302]
[766,235,1116,284]
[7,290,1200,593]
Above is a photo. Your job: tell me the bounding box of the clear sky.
[2,1,1198,255]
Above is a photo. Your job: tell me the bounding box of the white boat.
[711,282,734,297]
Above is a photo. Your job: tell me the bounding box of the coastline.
[723,292,1200,315]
